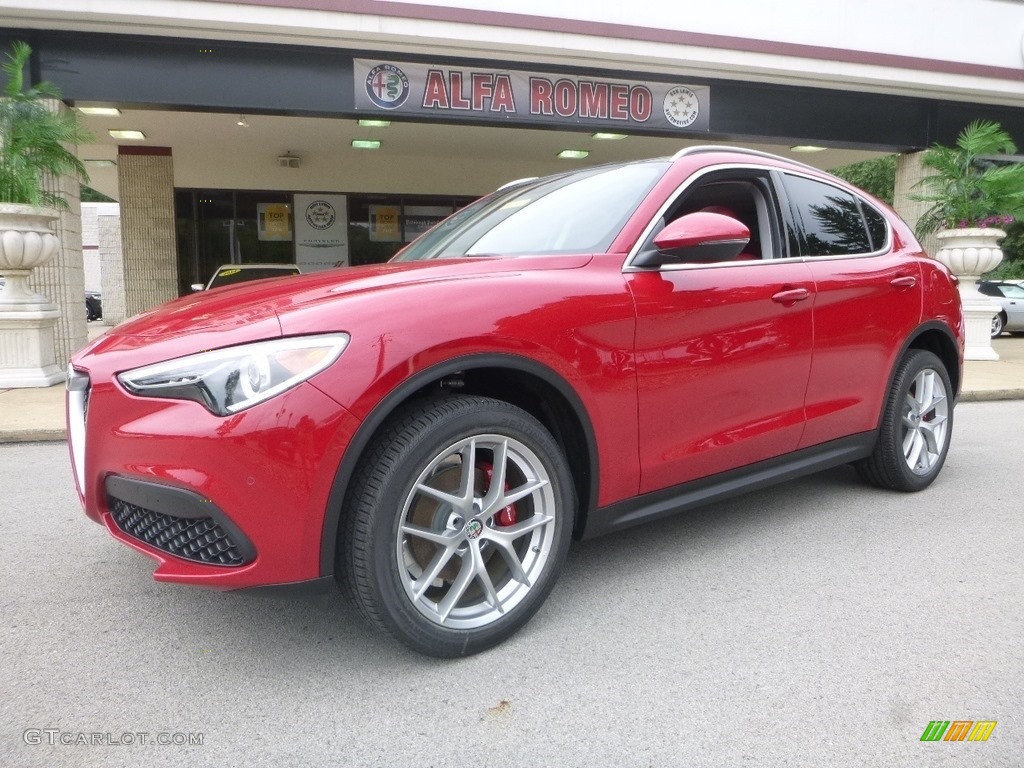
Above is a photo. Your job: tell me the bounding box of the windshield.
[393,161,669,261]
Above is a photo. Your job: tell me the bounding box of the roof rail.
[671,145,827,174]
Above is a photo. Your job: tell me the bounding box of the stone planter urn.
[933,227,1005,362]
[0,203,64,386]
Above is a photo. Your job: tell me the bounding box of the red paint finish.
[68,148,964,590]
[628,261,814,491]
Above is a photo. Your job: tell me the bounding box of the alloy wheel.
[901,368,949,476]
[396,433,557,630]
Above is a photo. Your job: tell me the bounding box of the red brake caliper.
[480,462,518,527]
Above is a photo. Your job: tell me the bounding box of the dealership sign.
[354,59,710,132]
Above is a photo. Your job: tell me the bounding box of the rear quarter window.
[782,173,881,256]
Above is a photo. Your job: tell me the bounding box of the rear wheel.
[856,349,952,491]
[339,396,574,657]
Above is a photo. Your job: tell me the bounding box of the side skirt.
[582,432,877,540]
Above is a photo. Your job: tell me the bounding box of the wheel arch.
[902,321,962,398]
[318,354,599,577]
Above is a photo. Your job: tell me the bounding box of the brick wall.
[98,212,125,325]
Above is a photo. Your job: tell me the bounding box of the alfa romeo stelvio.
[68,147,964,657]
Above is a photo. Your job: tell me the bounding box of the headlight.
[117,334,349,416]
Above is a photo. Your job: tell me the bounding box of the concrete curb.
[959,389,1024,403]
[1,429,66,443]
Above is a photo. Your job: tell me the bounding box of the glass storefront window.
[175,190,295,292]
[176,190,476,295]
[348,195,473,266]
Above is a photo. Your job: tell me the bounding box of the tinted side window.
[783,174,872,256]
[861,202,888,251]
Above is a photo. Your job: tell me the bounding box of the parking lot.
[1,400,1021,767]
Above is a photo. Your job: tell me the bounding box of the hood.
[99,255,593,341]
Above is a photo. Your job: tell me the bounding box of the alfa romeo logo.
[365,63,410,110]
[465,520,483,540]
[664,86,700,128]
[305,200,336,230]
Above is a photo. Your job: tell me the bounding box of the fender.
[877,319,963,428]
[317,352,599,577]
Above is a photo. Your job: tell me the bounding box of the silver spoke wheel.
[857,349,954,492]
[991,313,1004,337]
[901,368,949,476]
[397,433,557,630]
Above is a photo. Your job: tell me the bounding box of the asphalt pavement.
[1,400,1021,767]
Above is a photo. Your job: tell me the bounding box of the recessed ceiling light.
[790,145,827,153]
[557,149,589,159]
[352,139,381,150]
[108,129,146,140]
[83,159,117,167]
[358,119,391,128]
[592,132,627,140]
[77,107,121,117]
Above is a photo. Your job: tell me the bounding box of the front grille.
[108,496,247,566]
[66,367,90,495]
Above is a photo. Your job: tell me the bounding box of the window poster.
[257,203,292,241]
[404,205,453,241]
[369,205,401,242]
[294,194,349,270]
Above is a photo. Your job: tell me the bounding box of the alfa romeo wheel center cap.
[465,519,483,540]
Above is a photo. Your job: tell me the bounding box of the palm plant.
[913,120,1024,237]
[0,41,92,210]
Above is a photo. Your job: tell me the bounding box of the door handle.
[891,275,917,289]
[771,287,810,305]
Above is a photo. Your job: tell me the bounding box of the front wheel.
[856,349,953,492]
[339,396,574,657]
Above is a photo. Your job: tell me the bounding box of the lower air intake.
[109,496,247,566]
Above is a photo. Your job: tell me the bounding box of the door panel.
[627,261,814,493]
[799,254,922,447]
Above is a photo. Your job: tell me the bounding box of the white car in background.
[192,263,302,292]
[978,280,1024,337]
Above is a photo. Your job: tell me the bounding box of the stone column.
[117,147,178,319]
[98,208,125,326]
[893,151,938,257]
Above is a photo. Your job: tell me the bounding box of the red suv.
[67,147,964,657]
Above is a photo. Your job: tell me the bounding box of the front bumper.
[67,362,360,589]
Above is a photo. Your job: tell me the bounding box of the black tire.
[338,395,575,657]
[991,312,1005,338]
[856,350,953,492]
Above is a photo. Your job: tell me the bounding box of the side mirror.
[635,212,751,267]
[191,283,205,292]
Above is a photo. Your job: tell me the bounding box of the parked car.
[192,263,301,291]
[67,147,964,657]
[85,290,102,321]
[978,280,1024,336]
